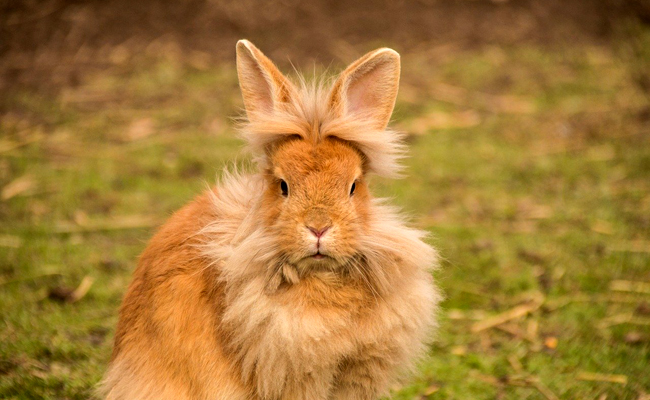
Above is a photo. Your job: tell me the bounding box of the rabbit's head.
[236,40,404,282]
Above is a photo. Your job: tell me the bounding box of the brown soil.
[1,0,648,92]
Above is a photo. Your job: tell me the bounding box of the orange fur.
[100,40,440,400]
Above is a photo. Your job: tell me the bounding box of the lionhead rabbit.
[101,40,440,400]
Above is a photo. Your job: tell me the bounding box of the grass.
[1,32,650,399]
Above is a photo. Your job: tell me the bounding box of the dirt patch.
[1,0,648,92]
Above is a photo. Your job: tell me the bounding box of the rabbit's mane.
[200,170,438,298]
[198,171,439,394]
[241,77,406,178]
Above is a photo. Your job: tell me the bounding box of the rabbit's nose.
[304,207,332,238]
[307,225,331,238]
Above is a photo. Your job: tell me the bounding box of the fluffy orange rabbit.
[100,40,440,400]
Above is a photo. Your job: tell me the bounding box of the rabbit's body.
[102,41,439,400]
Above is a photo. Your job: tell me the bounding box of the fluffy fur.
[100,40,440,400]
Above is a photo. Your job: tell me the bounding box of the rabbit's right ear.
[328,48,401,131]
[236,40,296,118]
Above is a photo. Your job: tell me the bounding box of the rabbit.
[99,39,440,400]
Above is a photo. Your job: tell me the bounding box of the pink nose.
[307,226,330,238]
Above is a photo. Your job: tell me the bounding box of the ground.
[1,2,650,399]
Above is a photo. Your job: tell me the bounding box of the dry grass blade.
[406,110,481,134]
[69,276,94,303]
[447,308,487,320]
[0,273,62,287]
[609,241,650,253]
[591,220,614,234]
[507,354,523,373]
[501,375,559,400]
[1,175,36,200]
[0,234,23,248]
[472,372,501,387]
[47,276,94,303]
[530,380,560,400]
[496,323,535,342]
[545,293,649,311]
[0,137,41,154]
[599,313,650,328]
[598,313,634,328]
[471,299,544,333]
[422,384,440,396]
[610,280,650,294]
[53,215,161,233]
[125,118,156,142]
[431,82,536,114]
[576,372,628,385]
[637,392,650,400]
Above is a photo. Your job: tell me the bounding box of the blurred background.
[1,1,650,399]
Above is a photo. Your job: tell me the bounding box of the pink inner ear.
[237,41,295,116]
[240,59,275,113]
[343,58,397,123]
[347,80,373,115]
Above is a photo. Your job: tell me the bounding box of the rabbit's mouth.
[310,252,328,260]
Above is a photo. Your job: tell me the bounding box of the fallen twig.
[471,299,544,333]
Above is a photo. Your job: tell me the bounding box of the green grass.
[1,35,650,399]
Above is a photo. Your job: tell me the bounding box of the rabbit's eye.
[350,182,356,196]
[280,180,289,197]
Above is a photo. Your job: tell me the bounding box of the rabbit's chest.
[263,282,405,360]
[268,272,436,358]
[269,292,365,353]
[230,279,376,358]
[222,272,435,400]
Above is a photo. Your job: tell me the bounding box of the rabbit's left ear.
[236,40,296,118]
[328,48,401,131]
